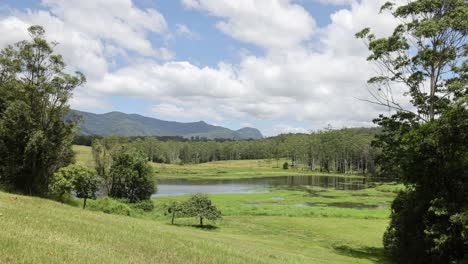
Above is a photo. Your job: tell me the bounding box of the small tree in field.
[50,164,100,209]
[185,193,221,226]
[165,201,185,225]
[71,167,101,209]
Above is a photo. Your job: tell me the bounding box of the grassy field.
[0,145,399,263]
[0,186,395,263]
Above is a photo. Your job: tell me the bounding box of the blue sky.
[0,0,400,136]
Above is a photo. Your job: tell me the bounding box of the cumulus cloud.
[0,0,171,80]
[273,124,309,135]
[0,0,411,135]
[182,0,316,50]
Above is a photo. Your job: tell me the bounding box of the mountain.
[68,110,263,140]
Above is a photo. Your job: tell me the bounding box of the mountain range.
[68,110,263,140]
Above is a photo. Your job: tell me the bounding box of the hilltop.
[68,110,263,140]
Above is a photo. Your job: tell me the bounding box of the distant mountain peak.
[68,110,263,140]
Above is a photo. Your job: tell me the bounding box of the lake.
[153,175,376,196]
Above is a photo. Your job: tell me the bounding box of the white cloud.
[84,0,406,131]
[311,0,356,6]
[0,0,411,135]
[0,0,171,80]
[182,0,316,50]
[41,0,168,57]
[273,124,309,134]
[151,103,224,122]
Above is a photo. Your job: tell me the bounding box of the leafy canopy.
[0,25,85,194]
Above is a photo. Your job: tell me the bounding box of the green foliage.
[86,127,379,175]
[282,162,289,170]
[49,164,100,209]
[185,193,222,226]
[71,167,101,209]
[0,25,85,194]
[383,105,468,263]
[356,0,466,121]
[165,200,186,224]
[358,1,467,262]
[49,165,74,203]
[109,148,156,203]
[91,139,113,194]
[87,197,133,216]
[130,199,154,212]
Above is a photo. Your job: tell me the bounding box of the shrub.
[49,164,100,209]
[283,162,289,170]
[130,199,154,212]
[87,197,133,216]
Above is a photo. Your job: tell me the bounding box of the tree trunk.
[200,217,203,226]
[83,198,87,209]
[171,212,175,225]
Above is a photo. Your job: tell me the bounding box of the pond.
[153,175,377,196]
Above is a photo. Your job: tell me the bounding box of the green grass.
[0,189,391,263]
[73,145,94,168]
[152,159,362,180]
[0,145,397,263]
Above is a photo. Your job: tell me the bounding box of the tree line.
[83,127,379,175]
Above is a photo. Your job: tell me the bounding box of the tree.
[0,25,85,194]
[185,193,221,226]
[71,166,101,209]
[356,0,466,122]
[49,164,100,209]
[109,148,156,203]
[383,104,467,262]
[49,165,75,203]
[357,0,467,262]
[92,139,113,195]
[165,201,185,225]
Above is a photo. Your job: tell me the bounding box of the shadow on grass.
[170,223,219,230]
[333,245,389,263]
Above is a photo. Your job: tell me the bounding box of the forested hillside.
[68,110,263,140]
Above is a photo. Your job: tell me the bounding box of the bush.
[130,199,154,212]
[283,162,289,170]
[49,164,100,209]
[87,197,133,216]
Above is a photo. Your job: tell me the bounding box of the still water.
[153,175,375,196]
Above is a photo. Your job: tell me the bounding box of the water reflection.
[154,175,379,197]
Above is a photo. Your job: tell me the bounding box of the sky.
[0,0,408,136]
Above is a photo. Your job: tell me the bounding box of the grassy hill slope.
[0,190,389,263]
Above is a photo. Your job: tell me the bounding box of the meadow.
[0,145,401,263]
